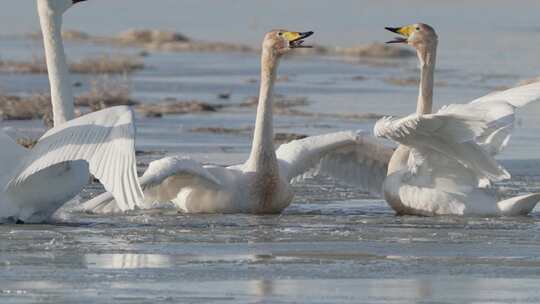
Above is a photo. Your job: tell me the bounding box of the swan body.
[380,23,540,216]
[0,0,143,223]
[83,30,394,214]
[84,130,393,214]
[146,130,391,214]
[142,156,294,214]
[375,107,540,216]
[382,169,540,216]
[0,106,142,223]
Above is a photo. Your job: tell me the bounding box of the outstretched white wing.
[276,130,393,195]
[0,129,29,188]
[374,113,509,182]
[7,106,143,211]
[471,81,540,107]
[81,155,221,213]
[442,81,540,155]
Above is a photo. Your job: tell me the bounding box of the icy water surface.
[2,2,540,301]
[2,186,540,303]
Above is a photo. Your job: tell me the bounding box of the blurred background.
[3,0,540,46]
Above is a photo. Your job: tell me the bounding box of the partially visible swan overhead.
[0,106,143,223]
[0,0,143,223]
[377,23,540,216]
[83,29,394,214]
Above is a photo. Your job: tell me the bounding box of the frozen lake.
[1,1,540,302]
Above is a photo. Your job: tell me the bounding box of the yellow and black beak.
[385,26,412,44]
[283,31,314,48]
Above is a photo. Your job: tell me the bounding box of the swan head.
[385,23,438,49]
[262,29,314,56]
[38,0,87,15]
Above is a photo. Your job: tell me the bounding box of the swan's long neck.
[245,48,279,172]
[387,41,437,176]
[39,7,75,126]
[415,42,437,115]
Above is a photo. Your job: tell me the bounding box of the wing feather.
[441,81,540,155]
[276,130,393,195]
[471,81,540,107]
[80,155,221,213]
[139,156,221,190]
[7,106,143,211]
[374,114,509,182]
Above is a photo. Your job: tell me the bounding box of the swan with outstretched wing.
[0,0,143,223]
[0,106,142,223]
[82,30,394,214]
[379,23,540,216]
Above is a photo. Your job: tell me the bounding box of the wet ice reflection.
[85,253,172,269]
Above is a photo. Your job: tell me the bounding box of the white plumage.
[381,23,540,216]
[83,130,393,214]
[439,82,540,156]
[82,30,393,214]
[0,0,143,223]
[277,130,392,195]
[375,112,509,182]
[0,106,143,223]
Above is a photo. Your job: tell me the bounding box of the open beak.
[385,26,409,44]
[284,31,314,48]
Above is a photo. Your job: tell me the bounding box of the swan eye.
[416,27,420,31]
[278,32,283,36]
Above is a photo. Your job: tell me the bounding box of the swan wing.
[276,130,393,195]
[438,101,514,156]
[374,114,510,182]
[139,156,221,191]
[0,129,28,165]
[374,113,487,144]
[6,106,143,211]
[441,81,540,155]
[471,81,540,107]
[81,155,221,213]
[0,129,29,188]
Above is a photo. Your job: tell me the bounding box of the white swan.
[0,0,143,223]
[83,29,394,214]
[375,23,540,216]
